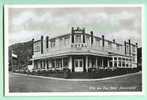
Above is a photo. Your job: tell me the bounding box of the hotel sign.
[71,43,88,48]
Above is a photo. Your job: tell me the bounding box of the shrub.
[88,68,97,72]
[63,68,71,72]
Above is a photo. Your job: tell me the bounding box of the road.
[9,72,142,92]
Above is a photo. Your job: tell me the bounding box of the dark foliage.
[9,40,33,70]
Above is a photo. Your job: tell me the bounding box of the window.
[63,58,68,67]
[114,61,117,67]
[108,42,112,48]
[132,54,136,61]
[132,46,136,52]
[75,34,82,43]
[59,38,63,46]
[64,36,69,46]
[96,38,100,46]
[50,39,55,48]
[79,60,83,67]
[116,44,120,50]
[34,42,41,52]
[56,59,62,68]
[126,45,129,54]
[75,60,78,67]
[34,46,40,52]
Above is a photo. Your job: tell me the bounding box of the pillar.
[107,59,110,68]
[45,59,47,70]
[69,56,72,71]
[32,60,35,69]
[62,57,64,68]
[38,60,41,69]
[48,60,51,68]
[112,57,114,68]
[54,59,56,70]
[96,57,98,68]
[86,56,88,72]
[102,58,104,68]
[121,57,123,68]
[117,57,119,68]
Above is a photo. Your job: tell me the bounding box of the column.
[45,59,47,70]
[89,57,92,68]
[121,57,123,68]
[32,60,35,69]
[112,57,114,68]
[48,60,51,68]
[124,58,126,68]
[86,56,88,72]
[96,57,98,68]
[102,58,104,68]
[62,57,64,68]
[107,58,110,68]
[54,59,56,70]
[69,56,72,71]
[38,60,41,69]
[117,57,119,68]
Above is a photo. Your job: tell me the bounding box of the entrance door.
[74,58,83,72]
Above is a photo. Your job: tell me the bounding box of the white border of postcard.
[4,4,145,96]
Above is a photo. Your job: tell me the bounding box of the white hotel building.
[31,27,138,72]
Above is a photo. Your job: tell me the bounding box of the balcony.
[33,42,125,60]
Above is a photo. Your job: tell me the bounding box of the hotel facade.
[31,27,138,72]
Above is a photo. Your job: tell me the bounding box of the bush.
[88,68,97,72]
[63,68,70,78]
[63,68,71,72]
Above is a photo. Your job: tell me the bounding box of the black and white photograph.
[4,5,143,96]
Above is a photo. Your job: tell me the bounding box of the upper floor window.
[75,34,82,43]
[86,35,90,44]
[132,45,136,52]
[108,42,112,48]
[64,36,70,46]
[95,38,100,46]
[116,44,120,50]
[34,41,40,52]
[34,45,40,52]
[126,45,129,54]
[50,39,55,48]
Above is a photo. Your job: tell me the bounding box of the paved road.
[9,72,142,92]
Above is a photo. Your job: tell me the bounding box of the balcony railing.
[33,42,126,59]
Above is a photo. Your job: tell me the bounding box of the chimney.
[46,36,49,48]
[90,31,93,44]
[136,43,138,47]
[83,28,85,43]
[41,36,43,54]
[113,39,115,43]
[124,41,126,55]
[32,38,34,56]
[102,35,104,47]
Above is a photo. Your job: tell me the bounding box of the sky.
[8,6,142,47]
